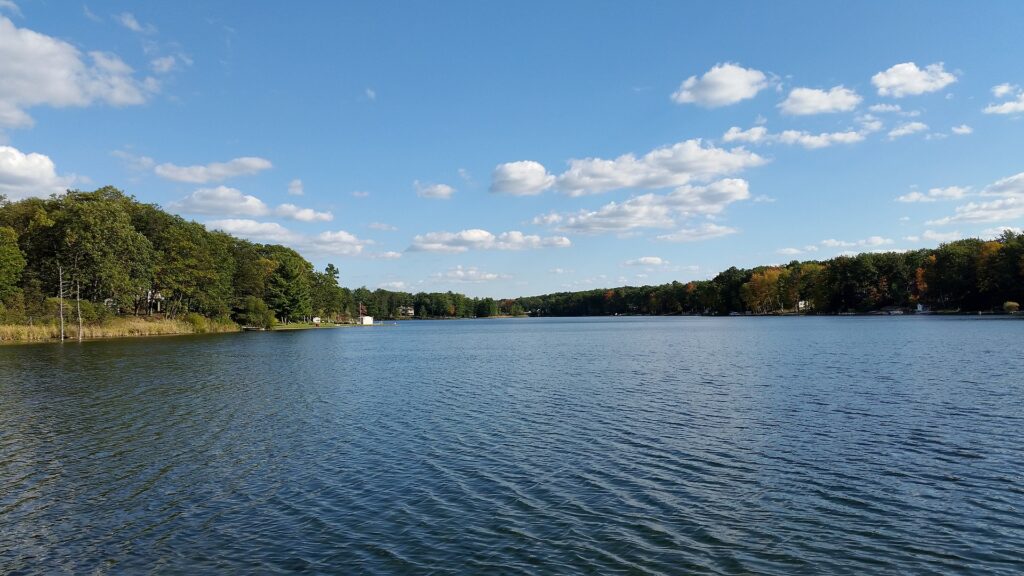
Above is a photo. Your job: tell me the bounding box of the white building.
[359,316,374,325]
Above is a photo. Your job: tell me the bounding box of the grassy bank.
[0,316,239,343]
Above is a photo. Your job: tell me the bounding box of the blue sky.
[2,1,1023,297]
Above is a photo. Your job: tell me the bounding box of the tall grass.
[0,317,238,343]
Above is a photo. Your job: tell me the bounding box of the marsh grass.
[0,317,238,343]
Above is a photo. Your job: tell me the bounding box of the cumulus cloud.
[414,180,455,199]
[951,124,973,135]
[888,121,928,139]
[624,256,667,266]
[777,129,865,149]
[170,186,268,217]
[0,16,158,128]
[926,173,1024,225]
[921,229,962,242]
[872,62,956,97]
[671,63,768,107]
[489,160,555,195]
[656,223,737,242]
[0,1,22,16]
[779,86,862,115]
[821,236,894,248]
[170,186,332,221]
[274,203,333,222]
[556,139,765,196]
[206,219,300,243]
[379,281,406,290]
[0,145,74,199]
[896,186,969,203]
[311,230,371,255]
[434,265,506,283]
[370,251,403,260]
[722,126,768,143]
[981,226,1023,238]
[991,83,1018,98]
[546,179,750,235]
[154,157,272,183]
[287,178,304,196]
[983,91,1024,115]
[408,229,571,252]
[869,103,902,113]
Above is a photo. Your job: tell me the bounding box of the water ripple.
[2,317,1023,574]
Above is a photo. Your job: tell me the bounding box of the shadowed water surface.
[1,316,1023,574]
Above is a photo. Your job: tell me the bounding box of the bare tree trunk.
[76,280,83,342]
[58,264,65,342]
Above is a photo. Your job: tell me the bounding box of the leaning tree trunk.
[58,264,65,342]
[76,280,83,342]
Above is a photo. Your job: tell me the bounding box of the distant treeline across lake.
[0,187,1021,340]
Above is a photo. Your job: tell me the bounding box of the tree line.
[512,234,1024,316]
[0,187,507,330]
[1,187,1022,332]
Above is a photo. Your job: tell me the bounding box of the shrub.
[1004,301,1020,313]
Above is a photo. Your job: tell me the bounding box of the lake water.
[2,316,1022,574]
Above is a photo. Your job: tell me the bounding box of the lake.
[2,316,1022,574]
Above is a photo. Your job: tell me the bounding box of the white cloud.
[370,251,403,260]
[981,226,1023,238]
[921,229,962,242]
[379,281,406,290]
[369,222,397,231]
[434,265,506,283]
[206,219,299,243]
[311,230,371,255]
[170,186,268,216]
[274,203,333,222]
[556,139,765,196]
[150,56,176,74]
[671,63,768,107]
[896,186,968,203]
[869,103,902,113]
[981,172,1024,197]
[624,256,667,266]
[0,16,158,128]
[111,150,155,172]
[365,88,376,101]
[951,124,973,135]
[351,190,369,198]
[779,86,861,115]
[722,126,768,143]
[116,12,155,34]
[408,229,571,252]
[777,129,865,149]
[656,223,737,242]
[821,236,894,248]
[983,92,1024,115]
[871,62,956,97]
[490,160,555,195]
[992,83,1018,98]
[777,247,804,255]
[548,179,750,234]
[155,157,272,183]
[888,121,928,139]
[0,1,22,16]
[414,180,455,199]
[171,186,332,221]
[928,198,1024,225]
[0,145,74,199]
[287,178,304,196]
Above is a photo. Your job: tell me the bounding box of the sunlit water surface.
[2,316,1022,574]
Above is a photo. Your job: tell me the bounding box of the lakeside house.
[358,316,374,325]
